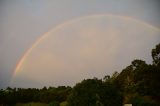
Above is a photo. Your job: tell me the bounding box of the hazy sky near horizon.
[0,0,160,88]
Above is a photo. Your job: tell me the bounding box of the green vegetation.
[0,43,160,106]
[67,78,122,106]
[15,102,48,106]
[60,101,68,106]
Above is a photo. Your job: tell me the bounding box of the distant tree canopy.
[0,86,72,105]
[0,43,160,106]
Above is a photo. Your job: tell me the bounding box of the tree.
[67,78,122,106]
[152,43,160,66]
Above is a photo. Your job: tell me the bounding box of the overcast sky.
[0,0,160,88]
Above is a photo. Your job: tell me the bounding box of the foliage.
[67,78,122,106]
[0,86,71,105]
[152,43,160,66]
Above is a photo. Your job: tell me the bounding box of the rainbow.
[11,14,160,82]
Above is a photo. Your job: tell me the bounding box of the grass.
[60,101,68,106]
[15,101,68,106]
[15,102,48,106]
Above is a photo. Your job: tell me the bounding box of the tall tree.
[152,43,160,66]
[67,78,122,106]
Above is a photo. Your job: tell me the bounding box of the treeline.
[0,86,71,105]
[0,43,160,106]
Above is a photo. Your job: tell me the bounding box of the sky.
[0,0,160,88]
